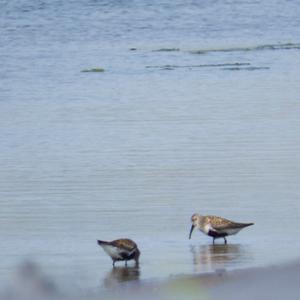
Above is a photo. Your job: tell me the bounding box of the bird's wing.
[206,216,236,232]
[208,216,253,232]
[111,239,137,254]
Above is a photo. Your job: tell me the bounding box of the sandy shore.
[119,260,300,300]
[3,260,300,300]
[209,261,300,300]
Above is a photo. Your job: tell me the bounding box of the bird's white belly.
[201,224,241,236]
[202,223,212,235]
[101,245,123,259]
[224,228,241,235]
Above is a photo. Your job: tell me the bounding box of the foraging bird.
[97,239,140,267]
[189,213,254,244]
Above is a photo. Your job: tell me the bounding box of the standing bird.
[189,213,254,244]
[97,239,140,267]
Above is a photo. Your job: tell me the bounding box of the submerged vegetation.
[81,68,105,73]
[134,42,300,55]
[145,62,260,71]
[146,62,251,69]
[189,42,300,55]
[223,66,270,71]
[153,48,180,52]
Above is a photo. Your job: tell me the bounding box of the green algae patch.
[81,68,105,73]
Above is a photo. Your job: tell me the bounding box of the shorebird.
[189,214,254,244]
[97,239,140,267]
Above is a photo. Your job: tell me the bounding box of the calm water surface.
[1,0,300,292]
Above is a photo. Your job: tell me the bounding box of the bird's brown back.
[110,239,138,252]
[204,215,254,229]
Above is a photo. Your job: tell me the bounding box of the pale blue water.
[1,0,300,292]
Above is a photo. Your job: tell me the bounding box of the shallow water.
[1,0,300,292]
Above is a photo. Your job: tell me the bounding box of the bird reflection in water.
[103,266,140,288]
[190,244,247,273]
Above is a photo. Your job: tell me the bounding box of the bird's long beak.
[189,225,195,239]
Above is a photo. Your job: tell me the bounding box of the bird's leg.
[224,237,227,245]
[125,260,128,267]
[213,238,215,245]
[112,261,115,267]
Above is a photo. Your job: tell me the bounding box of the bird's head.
[189,213,201,239]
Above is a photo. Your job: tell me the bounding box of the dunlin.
[189,214,254,244]
[97,239,140,267]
